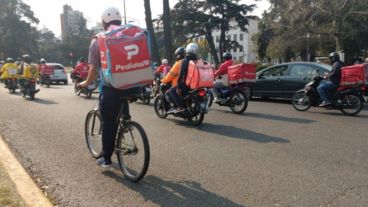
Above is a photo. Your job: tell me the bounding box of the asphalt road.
[0,82,367,207]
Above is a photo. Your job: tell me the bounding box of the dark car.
[250,62,332,99]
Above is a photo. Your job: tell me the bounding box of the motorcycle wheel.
[86,91,92,98]
[153,97,168,118]
[207,90,214,108]
[142,94,151,105]
[74,82,80,96]
[292,92,311,111]
[340,94,363,116]
[229,91,248,114]
[188,112,205,126]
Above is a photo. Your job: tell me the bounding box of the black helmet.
[329,52,340,63]
[22,54,31,63]
[175,47,185,60]
[223,52,232,60]
[6,57,14,63]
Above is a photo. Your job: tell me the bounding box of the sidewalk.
[0,162,25,207]
[0,136,54,207]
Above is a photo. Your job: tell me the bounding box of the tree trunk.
[219,24,227,62]
[205,25,220,66]
[144,0,160,64]
[163,0,173,64]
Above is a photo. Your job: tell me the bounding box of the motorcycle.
[291,75,365,116]
[137,85,152,105]
[6,78,18,94]
[74,74,98,98]
[21,79,39,100]
[153,85,209,126]
[207,83,249,114]
[39,74,52,88]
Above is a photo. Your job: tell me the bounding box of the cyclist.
[1,58,18,88]
[72,57,89,82]
[213,52,234,103]
[161,47,185,113]
[171,43,199,113]
[19,54,40,93]
[79,7,142,167]
[317,52,343,107]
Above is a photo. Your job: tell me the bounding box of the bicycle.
[84,101,150,182]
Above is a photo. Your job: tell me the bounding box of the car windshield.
[318,63,332,72]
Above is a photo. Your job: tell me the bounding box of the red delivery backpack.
[185,59,214,89]
[340,64,368,87]
[97,25,154,89]
[228,63,257,85]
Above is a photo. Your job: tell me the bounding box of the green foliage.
[256,0,368,64]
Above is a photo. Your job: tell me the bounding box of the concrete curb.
[0,135,54,207]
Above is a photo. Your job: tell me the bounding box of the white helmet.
[161,59,168,65]
[101,7,122,24]
[185,43,199,56]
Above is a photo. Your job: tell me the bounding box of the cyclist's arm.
[83,65,98,85]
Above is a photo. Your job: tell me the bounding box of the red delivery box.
[340,64,368,87]
[228,63,257,85]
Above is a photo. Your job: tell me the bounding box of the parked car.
[250,62,332,99]
[46,63,68,85]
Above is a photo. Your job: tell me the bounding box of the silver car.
[47,63,68,85]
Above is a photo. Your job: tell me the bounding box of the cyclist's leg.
[119,87,141,118]
[99,86,124,162]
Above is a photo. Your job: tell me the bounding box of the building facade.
[199,17,259,64]
[60,5,88,41]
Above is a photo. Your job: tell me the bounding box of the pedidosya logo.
[115,44,150,72]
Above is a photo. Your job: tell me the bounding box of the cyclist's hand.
[78,80,88,88]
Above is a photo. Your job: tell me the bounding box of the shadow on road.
[243,112,315,124]
[32,98,58,105]
[195,123,290,143]
[102,172,246,207]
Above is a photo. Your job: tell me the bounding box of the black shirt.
[329,61,343,85]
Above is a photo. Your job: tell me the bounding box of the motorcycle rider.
[213,52,234,103]
[171,43,199,113]
[79,7,142,167]
[317,52,343,107]
[19,54,40,93]
[1,58,18,88]
[161,47,185,113]
[72,57,89,82]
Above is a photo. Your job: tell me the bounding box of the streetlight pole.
[306,32,310,61]
[123,0,127,24]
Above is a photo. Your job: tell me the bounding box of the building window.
[239,33,243,41]
[233,34,237,42]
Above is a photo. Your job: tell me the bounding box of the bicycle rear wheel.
[116,121,150,182]
[85,110,103,158]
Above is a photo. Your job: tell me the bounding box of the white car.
[47,63,68,85]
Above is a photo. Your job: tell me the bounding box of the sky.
[25,0,271,38]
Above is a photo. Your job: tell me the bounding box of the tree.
[144,0,160,63]
[171,0,254,65]
[163,0,173,64]
[0,0,40,59]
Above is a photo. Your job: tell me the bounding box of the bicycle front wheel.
[116,121,150,182]
[85,110,103,158]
